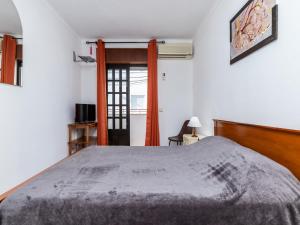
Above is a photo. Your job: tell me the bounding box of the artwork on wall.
[230,0,278,64]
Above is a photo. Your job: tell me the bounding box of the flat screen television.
[75,104,96,123]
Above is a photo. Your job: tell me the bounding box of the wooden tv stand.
[68,122,97,156]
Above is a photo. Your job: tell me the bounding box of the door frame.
[106,64,148,146]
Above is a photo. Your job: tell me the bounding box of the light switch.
[162,73,166,81]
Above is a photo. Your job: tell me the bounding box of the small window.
[0,37,23,86]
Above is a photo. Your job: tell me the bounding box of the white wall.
[0,0,81,194]
[80,41,194,146]
[193,0,300,135]
[158,59,193,146]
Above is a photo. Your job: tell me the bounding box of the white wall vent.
[158,43,193,59]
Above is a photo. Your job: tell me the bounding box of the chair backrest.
[178,120,193,138]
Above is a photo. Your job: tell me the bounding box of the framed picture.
[230,0,278,64]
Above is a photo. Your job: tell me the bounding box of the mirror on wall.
[0,0,23,86]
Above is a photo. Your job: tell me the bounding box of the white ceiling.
[46,0,216,39]
[0,0,22,35]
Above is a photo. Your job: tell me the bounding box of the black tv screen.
[75,104,96,123]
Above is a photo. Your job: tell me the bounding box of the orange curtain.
[1,35,16,85]
[145,39,160,146]
[96,40,108,145]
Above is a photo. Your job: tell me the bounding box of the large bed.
[0,120,299,225]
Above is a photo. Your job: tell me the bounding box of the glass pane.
[129,66,148,115]
[115,119,120,129]
[108,94,113,104]
[115,106,120,117]
[115,94,119,105]
[108,81,112,92]
[108,106,113,117]
[115,81,120,92]
[122,69,127,80]
[115,70,120,80]
[108,119,113,129]
[122,106,127,116]
[122,82,127,92]
[108,70,113,80]
[122,94,127,105]
[122,119,127,129]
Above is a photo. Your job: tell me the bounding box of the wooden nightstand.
[183,134,206,145]
[68,122,97,156]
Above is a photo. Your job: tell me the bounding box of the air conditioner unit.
[158,43,193,59]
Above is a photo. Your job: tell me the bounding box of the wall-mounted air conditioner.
[158,43,193,59]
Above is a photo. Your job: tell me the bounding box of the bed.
[0,120,299,225]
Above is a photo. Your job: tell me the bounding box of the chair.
[168,120,193,146]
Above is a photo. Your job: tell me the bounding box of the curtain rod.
[0,36,22,40]
[86,41,165,45]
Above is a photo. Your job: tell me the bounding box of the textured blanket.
[1,136,299,225]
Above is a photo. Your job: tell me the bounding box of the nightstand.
[183,134,206,145]
[68,122,97,156]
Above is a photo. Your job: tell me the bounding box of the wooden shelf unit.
[68,122,97,156]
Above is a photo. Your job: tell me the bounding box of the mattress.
[1,136,299,225]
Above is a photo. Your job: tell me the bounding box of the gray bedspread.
[1,136,299,225]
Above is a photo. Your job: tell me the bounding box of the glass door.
[107,65,130,145]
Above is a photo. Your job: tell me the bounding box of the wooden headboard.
[214,119,300,180]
